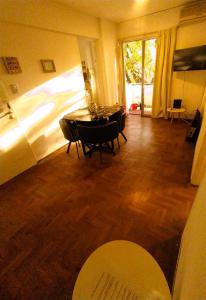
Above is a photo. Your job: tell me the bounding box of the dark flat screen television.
[173,45,206,71]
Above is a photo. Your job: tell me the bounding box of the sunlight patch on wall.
[0,126,24,150]
[1,67,86,157]
[20,102,55,133]
[133,0,149,6]
[63,90,86,107]
[0,102,55,151]
[45,98,85,136]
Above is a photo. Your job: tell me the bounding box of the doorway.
[123,38,157,116]
[78,37,98,105]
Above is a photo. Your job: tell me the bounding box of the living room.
[0,1,206,299]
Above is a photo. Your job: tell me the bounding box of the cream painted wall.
[0,22,83,100]
[0,0,102,184]
[0,117,36,184]
[98,19,118,106]
[0,1,120,184]
[118,7,206,115]
[0,0,100,39]
[118,7,180,39]
[0,21,86,184]
[172,21,206,115]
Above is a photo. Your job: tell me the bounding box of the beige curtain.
[152,28,177,118]
[191,87,206,185]
[173,169,206,300]
[117,41,126,106]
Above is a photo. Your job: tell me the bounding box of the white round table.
[167,108,186,123]
[72,240,171,300]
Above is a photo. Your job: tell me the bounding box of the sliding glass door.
[123,38,157,116]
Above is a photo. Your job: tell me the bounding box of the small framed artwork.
[41,59,56,73]
[2,56,22,74]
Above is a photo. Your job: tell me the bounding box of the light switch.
[10,84,19,94]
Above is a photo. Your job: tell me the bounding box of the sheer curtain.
[152,28,177,118]
[191,86,206,185]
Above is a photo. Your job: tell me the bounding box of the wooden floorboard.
[0,116,197,299]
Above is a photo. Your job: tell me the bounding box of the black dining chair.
[76,118,107,127]
[120,112,127,142]
[59,118,80,158]
[77,121,119,160]
[109,110,127,142]
[109,110,122,125]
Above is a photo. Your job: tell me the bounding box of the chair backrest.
[76,118,107,127]
[121,112,126,131]
[77,121,118,144]
[173,99,182,108]
[109,110,122,131]
[59,119,79,142]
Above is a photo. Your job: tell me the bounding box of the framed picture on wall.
[41,59,56,73]
[2,56,22,74]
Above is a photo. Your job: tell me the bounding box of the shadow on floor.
[149,233,182,292]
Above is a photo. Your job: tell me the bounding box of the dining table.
[63,105,122,123]
[63,105,123,157]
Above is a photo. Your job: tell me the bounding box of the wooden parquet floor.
[0,116,197,300]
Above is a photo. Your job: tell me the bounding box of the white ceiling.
[55,0,193,22]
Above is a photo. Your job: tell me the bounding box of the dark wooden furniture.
[63,106,123,158]
[64,106,122,123]
[120,112,127,141]
[77,121,119,160]
[76,118,107,127]
[109,111,127,142]
[59,119,80,158]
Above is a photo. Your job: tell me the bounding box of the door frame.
[120,33,158,117]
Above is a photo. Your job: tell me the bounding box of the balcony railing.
[125,83,153,112]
